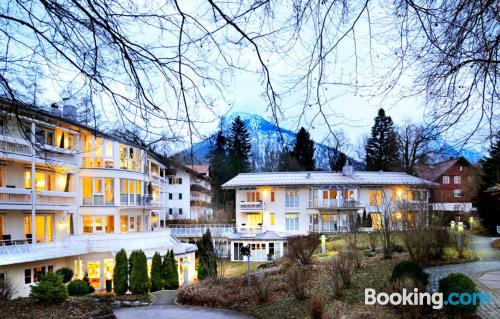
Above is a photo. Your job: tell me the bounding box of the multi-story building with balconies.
[222,164,435,262]
[0,101,197,297]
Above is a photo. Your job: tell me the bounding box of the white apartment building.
[222,165,435,262]
[0,102,197,298]
[165,164,213,221]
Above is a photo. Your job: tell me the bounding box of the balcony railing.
[82,195,113,206]
[120,193,142,206]
[309,199,359,209]
[239,225,263,233]
[240,201,264,210]
[0,188,76,207]
[0,136,31,156]
[168,224,235,237]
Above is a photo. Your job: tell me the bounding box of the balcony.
[82,195,114,206]
[309,199,360,209]
[0,188,76,209]
[239,201,264,211]
[239,225,263,233]
[120,193,142,206]
[190,199,211,208]
[190,181,211,193]
[168,224,235,237]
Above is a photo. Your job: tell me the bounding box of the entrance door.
[309,214,319,232]
[87,261,101,289]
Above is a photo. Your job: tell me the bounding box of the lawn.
[222,260,265,278]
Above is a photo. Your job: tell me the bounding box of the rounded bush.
[55,267,74,283]
[391,260,429,285]
[439,273,478,315]
[67,279,90,296]
[29,272,68,303]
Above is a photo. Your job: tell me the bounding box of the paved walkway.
[425,235,500,318]
[114,290,253,319]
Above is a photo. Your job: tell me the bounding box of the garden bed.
[0,298,115,319]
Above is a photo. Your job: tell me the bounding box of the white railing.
[239,225,263,233]
[309,199,358,209]
[240,201,264,210]
[168,224,235,237]
[0,188,76,207]
[0,136,31,156]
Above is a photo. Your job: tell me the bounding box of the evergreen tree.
[150,252,163,292]
[330,149,347,171]
[197,258,208,280]
[355,214,361,228]
[291,127,315,171]
[367,213,373,228]
[113,249,128,295]
[169,250,179,289]
[208,130,230,209]
[129,250,150,294]
[196,229,217,279]
[365,109,401,171]
[362,210,367,227]
[128,250,139,279]
[227,116,252,176]
[161,252,170,289]
[278,147,301,171]
[477,131,500,234]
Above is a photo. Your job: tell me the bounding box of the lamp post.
[182,259,190,285]
[321,235,326,255]
[240,245,251,288]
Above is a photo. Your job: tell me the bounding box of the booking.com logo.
[365,288,491,310]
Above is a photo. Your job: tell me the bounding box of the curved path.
[425,235,500,318]
[114,290,253,319]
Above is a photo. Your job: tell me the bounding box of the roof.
[415,157,471,181]
[228,231,290,241]
[187,164,209,175]
[222,171,436,188]
[485,184,500,194]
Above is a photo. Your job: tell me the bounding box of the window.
[24,269,31,284]
[443,176,450,184]
[168,177,182,184]
[120,145,141,171]
[169,208,173,215]
[178,193,183,200]
[286,213,299,230]
[0,166,4,187]
[459,166,464,171]
[82,136,113,168]
[82,177,114,205]
[453,190,462,198]
[120,179,141,205]
[246,213,262,226]
[179,208,183,215]
[120,216,128,233]
[270,191,275,202]
[25,170,55,191]
[246,191,261,202]
[369,191,382,206]
[270,213,275,226]
[35,127,54,146]
[168,193,173,200]
[454,176,461,184]
[285,190,299,208]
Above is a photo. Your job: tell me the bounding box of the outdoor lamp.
[182,259,190,285]
[321,234,326,255]
[457,222,464,232]
[450,221,455,230]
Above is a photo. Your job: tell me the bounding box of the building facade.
[415,157,478,213]
[0,103,197,298]
[223,166,435,262]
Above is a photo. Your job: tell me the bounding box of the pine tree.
[477,131,500,234]
[362,210,367,227]
[129,250,150,294]
[169,250,179,289]
[330,149,347,171]
[197,258,208,280]
[291,127,315,171]
[150,252,163,292]
[367,213,373,228]
[196,229,217,279]
[227,116,252,176]
[113,249,128,295]
[128,250,139,279]
[278,147,301,171]
[365,109,401,171]
[208,130,230,208]
[162,252,170,289]
[355,214,361,228]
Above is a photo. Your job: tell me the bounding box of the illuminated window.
[104,178,113,204]
[369,191,382,206]
[25,171,54,191]
[120,216,128,233]
[285,190,299,208]
[0,215,4,236]
[120,145,140,171]
[285,213,299,230]
[270,213,275,226]
[246,191,261,202]
[443,176,450,184]
[454,176,461,184]
[83,216,93,234]
[130,216,135,231]
[106,216,114,233]
[0,166,4,187]
[247,213,262,226]
[270,191,275,202]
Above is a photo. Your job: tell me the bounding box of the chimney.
[50,103,62,117]
[62,98,77,122]
[342,160,354,177]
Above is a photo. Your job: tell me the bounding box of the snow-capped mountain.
[177,112,360,171]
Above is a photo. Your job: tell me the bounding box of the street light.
[182,259,190,285]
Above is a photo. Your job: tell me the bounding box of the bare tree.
[397,122,437,174]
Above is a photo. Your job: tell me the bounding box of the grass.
[222,260,265,278]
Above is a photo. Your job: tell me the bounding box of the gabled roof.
[415,157,472,181]
[222,171,436,188]
[187,164,209,175]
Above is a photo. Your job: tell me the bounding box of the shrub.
[391,260,429,285]
[113,249,128,295]
[129,250,150,294]
[287,265,308,300]
[327,249,354,295]
[197,258,208,280]
[286,234,320,265]
[252,273,271,303]
[55,267,73,283]
[30,272,68,303]
[492,239,500,249]
[439,273,479,316]
[67,279,90,296]
[390,276,425,319]
[82,272,95,293]
[150,252,163,292]
[309,295,325,319]
[450,231,469,258]
[0,275,13,300]
[341,246,362,269]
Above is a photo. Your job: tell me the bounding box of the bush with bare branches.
[389,276,426,319]
[0,276,13,300]
[326,250,355,296]
[286,234,320,265]
[309,295,325,319]
[252,273,271,303]
[287,265,308,300]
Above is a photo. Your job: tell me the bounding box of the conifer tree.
[365,109,401,171]
[362,210,367,227]
[477,131,500,234]
[330,150,347,171]
[227,116,251,176]
[208,130,230,208]
[367,213,373,228]
[113,249,128,295]
[161,251,170,289]
[291,127,315,171]
[278,146,302,171]
[129,250,150,294]
[150,252,163,292]
[196,229,217,279]
[169,250,179,289]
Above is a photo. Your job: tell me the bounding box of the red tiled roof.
[415,157,471,181]
[187,164,209,175]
